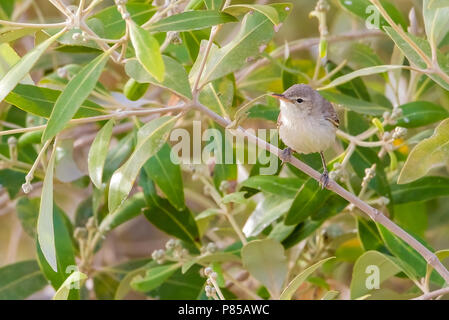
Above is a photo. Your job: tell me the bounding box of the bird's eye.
[296,98,304,103]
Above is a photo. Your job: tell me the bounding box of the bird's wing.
[323,101,339,128]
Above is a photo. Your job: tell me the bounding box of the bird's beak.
[271,93,290,103]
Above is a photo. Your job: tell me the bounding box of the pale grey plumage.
[281,84,339,128]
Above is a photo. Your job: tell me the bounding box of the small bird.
[272,84,339,189]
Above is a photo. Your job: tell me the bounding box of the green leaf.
[90,3,156,40]
[319,65,405,91]
[398,119,449,184]
[392,176,449,203]
[241,239,288,298]
[99,193,146,233]
[321,290,340,300]
[320,91,389,116]
[0,169,25,198]
[181,29,210,63]
[224,4,281,25]
[37,142,58,271]
[143,143,185,211]
[377,224,444,286]
[102,132,135,182]
[394,202,428,237]
[0,43,32,83]
[88,119,115,189]
[0,0,14,18]
[207,121,237,191]
[5,84,104,119]
[243,194,293,237]
[141,175,200,247]
[423,0,449,47]
[240,175,304,198]
[350,146,392,209]
[350,251,402,300]
[0,28,64,102]
[125,56,192,100]
[384,27,449,91]
[339,0,407,30]
[147,10,237,32]
[0,260,47,300]
[396,101,449,128]
[280,257,335,300]
[131,263,181,292]
[93,272,119,300]
[129,21,164,82]
[191,10,277,87]
[37,206,79,298]
[199,77,234,119]
[108,116,176,212]
[285,178,332,225]
[152,265,207,299]
[357,218,386,252]
[42,52,109,142]
[53,271,87,300]
[222,191,247,204]
[0,27,38,44]
[182,252,240,273]
[16,197,40,238]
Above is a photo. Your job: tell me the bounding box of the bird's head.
[271,84,316,109]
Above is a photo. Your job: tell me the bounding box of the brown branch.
[413,287,449,300]
[192,102,449,285]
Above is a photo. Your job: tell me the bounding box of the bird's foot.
[279,147,292,163]
[319,169,330,190]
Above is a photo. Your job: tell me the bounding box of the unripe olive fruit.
[124,78,149,101]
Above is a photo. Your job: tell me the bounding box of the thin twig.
[413,287,449,300]
[236,30,383,82]
[0,20,67,28]
[0,105,185,137]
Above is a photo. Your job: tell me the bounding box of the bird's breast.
[279,104,336,154]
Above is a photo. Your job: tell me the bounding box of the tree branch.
[192,102,449,285]
[413,287,449,300]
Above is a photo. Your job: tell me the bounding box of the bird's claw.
[319,170,330,190]
[279,147,292,163]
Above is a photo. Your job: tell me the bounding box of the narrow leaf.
[143,143,185,210]
[0,260,47,300]
[42,52,110,142]
[147,10,237,32]
[131,263,181,292]
[53,271,87,300]
[280,257,335,300]
[108,116,176,212]
[88,119,115,189]
[125,57,192,100]
[37,141,58,271]
[224,4,280,25]
[0,28,65,102]
[319,65,406,91]
[398,119,449,184]
[129,21,164,82]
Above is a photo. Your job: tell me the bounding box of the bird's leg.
[279,147,293,163]
[319,151,329,189]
